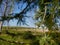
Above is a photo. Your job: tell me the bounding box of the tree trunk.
[42,5,47,33]
[0,21,3,33]
[7,21,9,30]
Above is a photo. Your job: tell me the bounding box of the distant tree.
[0,0,38,32]
[34,0,60,30]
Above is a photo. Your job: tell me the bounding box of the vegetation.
[0,28,60,45]
[0,0,60,45]
[34,0,60,30]
[0,0,38,31]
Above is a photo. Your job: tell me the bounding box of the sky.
[4,1,60,29]
[0,0,37,28]
[8,2,37,27]
[3,7,36,27]
[8,12,36,27]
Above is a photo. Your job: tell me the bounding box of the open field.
[2,26,49,33]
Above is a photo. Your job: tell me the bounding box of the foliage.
[0,0,38,25]
[0,0,39,32]
[0,29,60,45]
[46,31,60,45]
[30,39,39,45]
[39,34,58,45]
[34,0,60,30]
[23,31,36,40]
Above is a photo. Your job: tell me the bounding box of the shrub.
[23,31,36,40]
[30,40,40,45]
[46,31,60,45]
[39,34,58,45]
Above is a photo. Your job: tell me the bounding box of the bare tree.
[0,0,38,32]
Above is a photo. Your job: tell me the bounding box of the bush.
[30,40,40,45]
[23,31,36,40]
[39,34,58,45]
[46,31,60,45]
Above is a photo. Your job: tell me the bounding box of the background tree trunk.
[0,21,3,33]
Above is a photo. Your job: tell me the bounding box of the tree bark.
[0,21,3,33]
[43,5,47,33]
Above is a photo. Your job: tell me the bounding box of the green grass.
[0,29,40,45]
[0,27,60,45]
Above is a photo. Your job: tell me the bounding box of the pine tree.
[34,0,60,30]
